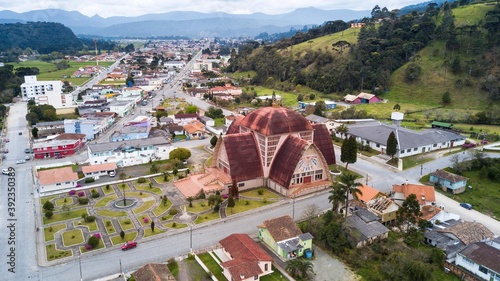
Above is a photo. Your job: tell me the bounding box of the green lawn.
[96,209,127,218]
[198,253,227,281]
[152,199,173,216]
[186,200,212,213]
[54,197,72,207]
[260,266,290,281]
[102,185,115,195]
[134,184,163,195]
[144,228,165,238]
[44,223,66,242]
[227,199,272,215]
[164,222,187,229]
[43,208,89,224]
[133,200,156,214]
[194,211,220,224]
[137,214,152,226]
[41,195,57,207]
[240,188,282,199]
[62,229,84,247]
[153,175,171,184]
[126,191,153,198]
[119,219,135,231]
[94,194,118,208]
[110,231,138,245]
[80,241,105,253]
[104,220,116,235]
[453,3,495,27]
[73,219,98,232]
[46,244,72,261]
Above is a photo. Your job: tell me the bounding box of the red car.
[121,241,137,250]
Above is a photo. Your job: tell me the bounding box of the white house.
[87,137,174,167]
[109,101,135,117]
[81,162,117,179]
[455,242,500,281]
[21,75,73,109]
[37,167,79,193]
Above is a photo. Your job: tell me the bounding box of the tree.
[119,172,127,206]
[120,230,125,239]
[151,221,155,232]
[150,163,159,174]
[404,63,422,82]
[328,183,346,214]
[210,136,218,147]
[336,172,362,217]
[45,211,53,219]
[393,103,401,111]
[396,193,422,232]
[230,180,239,198]
[88,236,99,248]
[332,40,351,54]
[340,136,357,170]
[185,105,198,114]
[187,196,194,207]
[386,132,398,159]
[169,148,191,161]
[227,195,236,213]
[286,259,314,280]
[43,201,54,211]
[442,91,451,105]
[335,124,348,139]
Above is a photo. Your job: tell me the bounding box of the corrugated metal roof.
[223,132,263,182]
[312,124,336,165]
[269,135,308,188]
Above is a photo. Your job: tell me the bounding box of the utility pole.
[292,197,295,220]
[79,254,83,281]
[190,225,193,253]
[119,259,123,279]
[420,164,423,176]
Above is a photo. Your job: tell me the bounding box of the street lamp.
[292,196,296,220]
[79,254,83,281]
[189,225,193,253]
[420,164,423,176]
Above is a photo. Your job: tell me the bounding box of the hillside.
[0,22,82,53]
[228,2,500,124]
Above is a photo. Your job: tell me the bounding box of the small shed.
[429,169,468,194]
[431,121,454,130]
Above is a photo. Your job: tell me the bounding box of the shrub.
[88,235,99,248]
[105,184,110,190]
[120,230,125,239]
[45,211,53,218]
[198,193,206,199]
[78,198,89,205]
[91,189,96,194]
[257,188,264,195]
[43,201,54,211]
[84,178,95,183]
[93,233,101,239]
[245,200,250,205]
[213,204,220,212]
[137,177,146,183]
[69,190,76,196]
[169,209,178,216]
[77,191,85,197]
[48,226,53,232]
[106,221,111,227]
[85,216,95,222]
[81,214,88,220]
[84,244,93,251]
[161,216,167,221]
[143,217,149,223]
[124,220,131,225]
[263,197,268,203]
[91,192,100,199]
[172,222,177,227]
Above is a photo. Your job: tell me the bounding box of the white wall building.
[21,75,72,108]
[109,101,135,117]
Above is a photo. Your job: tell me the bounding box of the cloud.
[0,0,423,18]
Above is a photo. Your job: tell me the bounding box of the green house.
[258,215,313,259]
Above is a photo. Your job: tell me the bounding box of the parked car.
[55,155,64,159]
[16,160,26,164]
[18,132,22,135]
[109,171,116,177]
[5,138,9,142]
[25,155,31,160]
[2,168,9,175]
[460,203,473,210]
[25,148,31,153]
[121,241,137,250]
[4,149,8,153]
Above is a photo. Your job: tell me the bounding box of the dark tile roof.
[55,133,86,140]
[269,135,308,188]
[223,132,263,182]
[226,115,244,135]
[312,123,336,165]
[174,113,198,119]
[219,234,272,281]
[430,169,468,183]
[437,221,494,245]
[262,215,303,242]
[460,242,500,274]
[239,107,313,136]
[343,212,390,244]
[132,263,176,281]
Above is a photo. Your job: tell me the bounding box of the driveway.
[310,246,359,281]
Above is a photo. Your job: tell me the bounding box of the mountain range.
[0,7,371,38]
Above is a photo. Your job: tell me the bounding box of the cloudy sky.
[0,0,423,18]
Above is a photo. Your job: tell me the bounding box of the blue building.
[298,100,336,110]
[429,169,468,194]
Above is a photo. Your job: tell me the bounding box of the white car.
[109,171,116,177]
[2,168,9,175]
[16,160,26,164]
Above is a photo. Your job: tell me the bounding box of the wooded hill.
[227,2,500,125]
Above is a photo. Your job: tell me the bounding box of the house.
[81,163,117,179]
[165,124,184,136]
[392,183,436,206]
[37,167,79,193]
[343,208,390,248]
[132,263,176,281]
[109,100,135,117]
[198,116,215,127]
[33,133,86,159]
[21,75,74,110]
[420,205,460,225]
[183,120,206,139]
[111,117,152,142]
[357,184,400,224]
[210,107,335,197]
[159,117,173,126]
[34,121,65,137]
[455,242,500,281]
[299,101,336,110]
[219,234,273,281]
[424,220,495,262]
[343,92,382,104]
[344,122,466,158]
[258,215,313,259]
[429,170,468,194]
[64,119,101,140]
[173,113,198,125]
[87,137,173,167]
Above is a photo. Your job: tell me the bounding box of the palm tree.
[328,183,346,214]
[286,259,314,280]
[336,172,362,217]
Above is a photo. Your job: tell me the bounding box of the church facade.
[211,107,336,197]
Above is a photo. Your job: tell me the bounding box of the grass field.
[227,198,273,215]
[152,199,172,216]
[46,244,72,261]
[453,3,495,27]
[110,232,138,245]
[44,223,66,242]
[94,194,118,208]
[43,208,89,224]
[132,199,156,214]
[164,222,187,229]
[137,214,152,226]
[260,266,290,281]
[102,185,115,195]
[73,219,98,232]
[185,200,212,213]
[197,253,227,281]
[119,219,135,231]
[240,188,282,199]
[144,228,165,238]
[194,211,220,224]
[134,184,162,195]
[96,209,127,218]
[104,220,116,235]
[62,229,84,247]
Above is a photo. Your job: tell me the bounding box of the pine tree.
[340,136,357,169]
[386,132,398,159]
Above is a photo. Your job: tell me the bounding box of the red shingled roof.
[269,135,308,188]
[312,123,335,165]
[262,215,303,242]
[223,132,263,181]
[219,234,273,281]
[393,183,436,205]
[239,107,313,136]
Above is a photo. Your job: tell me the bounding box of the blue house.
[298,100,336,110]
[429,170,468,194]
